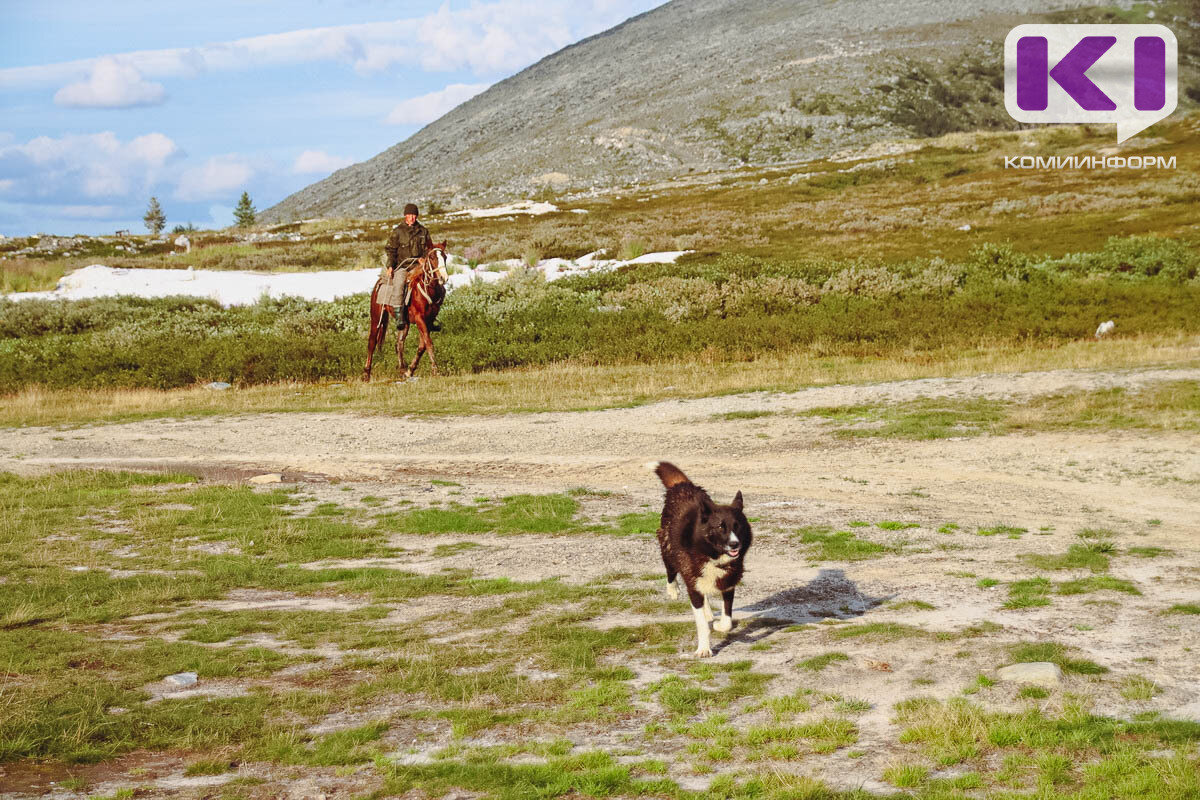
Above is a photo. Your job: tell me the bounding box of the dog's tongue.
[727,547,740,557]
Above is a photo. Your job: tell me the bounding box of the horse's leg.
[363,298,386,382]
[408,312,437,377]
[422,313,440,377]
[396,313,411,379]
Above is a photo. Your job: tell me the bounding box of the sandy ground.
[2,365,1198,798]
[3,366,1198,534]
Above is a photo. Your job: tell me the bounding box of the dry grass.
[3,334,1195,428]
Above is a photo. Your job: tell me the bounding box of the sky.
[0,0,666,237]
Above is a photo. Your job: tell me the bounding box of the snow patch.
[4,251,691,306]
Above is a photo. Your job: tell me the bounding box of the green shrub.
[1,237,1197,390]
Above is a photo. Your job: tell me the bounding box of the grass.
[796,652,850,672]
[1164,604,1200,615]
[2,334,1197,428]
[1121,676,1162,701]
[794,526,890,561]
[1021,544,1111,573]
[789,378,1200,442]
[1007,642,1108,675]
[829,622,925,641]
[1003,573,1140,610]
[1,465,1197,799]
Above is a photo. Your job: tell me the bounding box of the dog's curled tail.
[645,460,690,489]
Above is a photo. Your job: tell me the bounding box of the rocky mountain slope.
[261,0,1127,223]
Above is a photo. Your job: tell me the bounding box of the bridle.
[414,246,447,304]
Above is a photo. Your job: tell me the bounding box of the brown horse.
[362,241,448,382]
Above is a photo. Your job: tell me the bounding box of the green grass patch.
[1008,642,1108,675]
[796,651,850,672]
[1121,676,1162,701]
[713,410,777,421]
[888,600,936,611]
[1021,544,1111,573]
[794,526,891,561]
[978,524,1028,538]
[801,397,1005,440]
[1057,576,1141,596]
[830,622,925,641]
[1004,577,1053,609]
[1126,546,1170,558]
[1164,603,1200,615]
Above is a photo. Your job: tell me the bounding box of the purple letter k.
[1049,36,1116,110]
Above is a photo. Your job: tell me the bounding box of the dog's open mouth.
[726,547,740,558]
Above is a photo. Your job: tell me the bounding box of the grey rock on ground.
[997,662,1063,687]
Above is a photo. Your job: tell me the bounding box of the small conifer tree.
[143,197,166,235]
[233,191,257,228]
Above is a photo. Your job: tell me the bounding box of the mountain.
[260,0,1117,223]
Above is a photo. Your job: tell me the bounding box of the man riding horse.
[380,203,433,327]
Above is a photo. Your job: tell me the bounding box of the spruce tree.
[143,197,166,235]
[233,191,257,228]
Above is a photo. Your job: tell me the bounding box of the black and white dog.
[647,461,752,657]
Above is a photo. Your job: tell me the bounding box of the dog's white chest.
[694,559,728,597]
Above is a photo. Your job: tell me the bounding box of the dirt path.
[3,366,1198,536]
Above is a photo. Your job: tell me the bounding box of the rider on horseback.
[382,203,433,326]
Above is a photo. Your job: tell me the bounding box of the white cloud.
[385,82,491,126]
[0,1,663,89]
[53,57,166,108]
[0,131,179,200]
[58,204,122,219]
[175,155,256,201]
[292,149,354,174]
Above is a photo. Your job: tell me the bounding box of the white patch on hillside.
[3,250,690,306]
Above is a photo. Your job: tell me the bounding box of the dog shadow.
[715,568,893,653]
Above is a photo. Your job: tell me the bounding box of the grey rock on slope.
[262,0,1099,223]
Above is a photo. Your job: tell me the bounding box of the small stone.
[997,662,1062,687]
[249,473,283,485]
[204,382,232,391]
[164,671,198,688]
[957,223,972,231]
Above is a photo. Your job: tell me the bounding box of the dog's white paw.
[666,582,679,600]
[714,616,733,633]
[693,646,713,658]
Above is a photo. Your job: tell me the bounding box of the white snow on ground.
[444,201,567,218]
[3,251,689,307]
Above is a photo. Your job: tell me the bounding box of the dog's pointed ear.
[731,491,743,511]
[698,497,713,524]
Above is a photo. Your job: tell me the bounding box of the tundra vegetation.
[1,117,1198,422]
[1,471,1197,798]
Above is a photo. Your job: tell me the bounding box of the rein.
[413,250,447,305]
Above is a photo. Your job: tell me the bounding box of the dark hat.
[403,203,419,216]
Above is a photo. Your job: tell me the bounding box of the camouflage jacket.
[384,221,433,270]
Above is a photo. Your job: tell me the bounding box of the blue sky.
[0,0,665,237]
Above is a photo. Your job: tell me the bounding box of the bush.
[0,236,1197,390]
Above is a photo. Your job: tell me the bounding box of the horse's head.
[428,241,449,284]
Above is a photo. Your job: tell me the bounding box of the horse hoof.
[361,372,371,383]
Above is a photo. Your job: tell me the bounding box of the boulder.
[997,662,1063,687]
